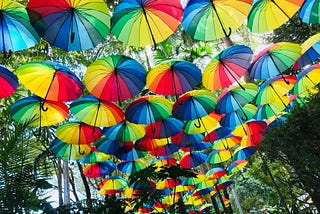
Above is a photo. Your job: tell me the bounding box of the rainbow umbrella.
[293,33,320,70]
[84,55,146,104]
[135,136,168,152]
[180,152,207,169]
[182,0,251,41]
[183,111,221,135]
[255,75,297,106]
[212,135,242,150]
[116,147,147,161]
[181,173,206,187]
[83,160,116,178]
[199,203,215,214]
[156,178,181,190]
[232,120,267,136]
[207,149,232,164]
[233,145,258,160]
[0,64,18,98]
[27,0,110,51]
[247,0,304,33]
[125,95,173,125]
[10,95,69,127]
[292,64,320,95]
[173,90,217,130]
[99,175,128,195]
[181,142,212,152]
[254,98,290,121]
[146,59,201,99]
[206,167,227,181]
[249,42,301,80]
[204,126,233,142]
[227,159,248,176]
[145,117,184,139]
[16,61,83,102]
[111,0,183,48]
[103,120,145,143]
[202,45,253,90]
[0,0,39,57]
[299,0,320,24]
[117,159,148,175]
[171,131,204,148]
[240,132,265,146]
[95,137,134,155]
[77,148,110,164]
[49,138,91,161]
[149,143,180,157]
[70,95,124,128]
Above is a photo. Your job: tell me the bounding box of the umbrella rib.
[114,69,122,107]
[269,84,288,108]
[141,7,157,50]
[210,2,231,38]
[92,101,101,135]
[270,0,302,27]
[220,60,245,90]
[78,123,85,155]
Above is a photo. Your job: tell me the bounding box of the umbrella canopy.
[16,61,83,102]
[125,95,173,125]
[182,0,252,41]
[10,95,69,127]
[135,136,168,152]
[146,59,201,98]
[292,64,320,95]
[248,42,301,80]
[77,148,110,164]
[145,117,184,139]
[204,126,233,142]
[103,120,145,142]
[27,0,110,51]
[183,111,221,134]
[83,160,116,178]
[227,159,248,176]
[171,131,204,148]
[206,167,227,180]
[232,120,267,136]
[240,132,265,146]
[216,83,258,114]
[254,98,290,121]
[111,0,183,48]
[247,0,304,33]
[212,135,242,150]
[70,95,124,128]
[180,152,207,169]
[299,0,320,24]
[156,178,181,190]
[84,55,146,103]
[202,45,253,90]
[293,33,320,70]
[117,159,148,174]
[207,149,232,164]
[50,138,91,161]
[99,175,128,194]
[233,145,258,160]
[0,0,39,56]
[149,143,180,157]
[95,137,133,156]
[0,64,18,98]
[116,147,147,161]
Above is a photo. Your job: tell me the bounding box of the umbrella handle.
[78,146,85,155]
[224,27,232,38]
[40,102,48,112]
[194,118,201,128]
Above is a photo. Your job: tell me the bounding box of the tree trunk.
[57,159,63,207]
[63,161,70,205]
[77,162,91,200]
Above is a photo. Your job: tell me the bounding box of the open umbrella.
[111,0,183,48]
[117,159,148,175]
[146,59,201,99]
[184,111,221,135]
[83,160,116,178]
[182,0,252,41]
[204,126,233,142]
[149,143,180,157]
[292,64,320,95]
[227,159,248,176]
[202,45,253,90]
[0,64,18,98]
[180,152,207,169]
[77,147,110,164]
[247,0,304,33]
[171,130,204,148]
[145,117,184,139]
[0,0,39,57]
[135,136,168,152]
[212,135,242,150]
[254,98,290,121]
[233,145,258,160]
[293,33,320,70]
[27,0,110,51]
[16,61,83,103]
[232,120,267,136]
[125,95,173,125]
[99,175,128,195]
[299,0,320,24]
[95,137,133,156]
[103,120,145,142]
[70,95,124,129]
[50,138,91,161]
[207,149,232,164]
[84,55,146,104]
[249,42,301,80]
[10,95,69,127]
[206,167,227,180]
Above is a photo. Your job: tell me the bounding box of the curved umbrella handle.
[194,118,202,128]
[78,146,86,155]
[225,27,232,38]
[40,102,48,112]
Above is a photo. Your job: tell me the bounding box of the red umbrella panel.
[180,152,207,169]
[83,160,116,178]
[0,65,18,98]
[145,117,184,139]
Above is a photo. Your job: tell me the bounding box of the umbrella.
[207,149,232,164]
[0,0,39,57]
[145,117,184,139]
[95,137,134,155]
[83,160,116,178]
[182,0,252,41]
[116,147,147,161]
[254,98,290,121]
[299,0,320,24]
[125,95,173,125]
[146,59,201,99]
[180,152,207,169]
[27,0,110,51]
[216,83,258,120]
[16,61,83,103]
[232,120,267,136]
[202,45,253,90]
[255,75,297,106]
[293,33,320,70]
[10,95,69,127]
[156,178,181,190]
[173,90,217,130]
[204,126,233,142]
[181,173,206,187]
[117,159,148,175]
[135,136,168,152]
[227,159,248,176]
[232,145,258,160]
[70,95,124,129]
[199,203,215,214]
[171,131,204,148]
[212,135,242,150]
[149,143,180,157]
[0,64,18,98]
[183,111,221,135]
[103,120,145,142]
[111,0,183,48]
[240,132,265,147]
[99,175,128,195]
[49,138,91,161]
[248,42,301,80]
[84,55,146,104]
[181,142,212,152]
[292,64,320,95]
[247,0,304,33]
[206,167,227,180]
[77,148,110,164]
